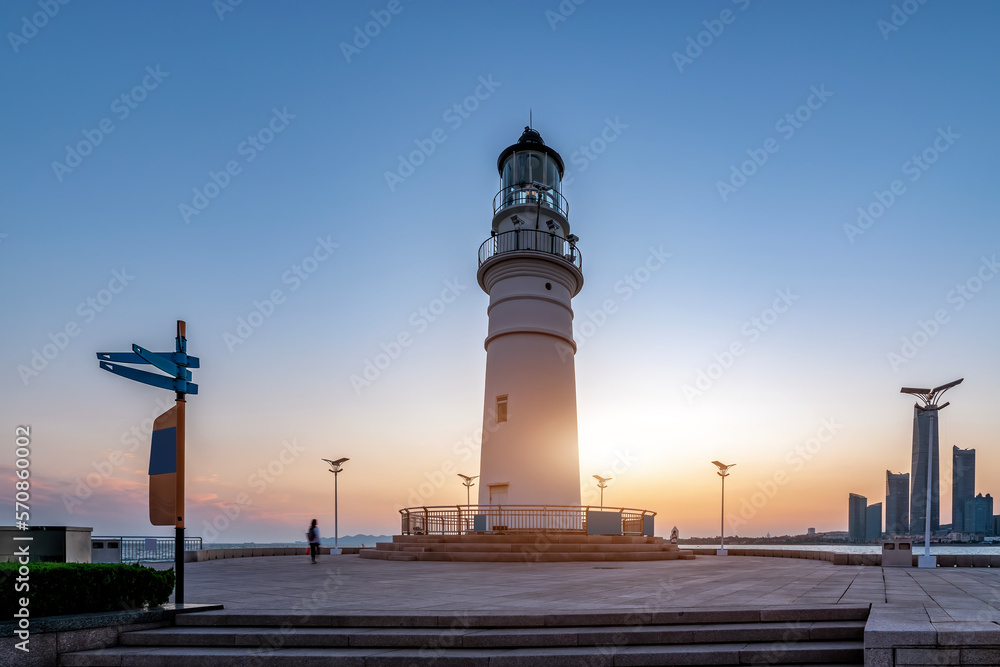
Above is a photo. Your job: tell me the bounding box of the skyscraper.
[849,493,867,543]
[952,446,975,530]
[964,494,993,535]
[886,470,910,535]
[866,502,883,542]
[909,407,940,533]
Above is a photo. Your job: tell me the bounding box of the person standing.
[307,519,320,564]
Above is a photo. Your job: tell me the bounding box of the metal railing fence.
[91,536,203,563]
[399,505,654,536]
[478,229,582,270]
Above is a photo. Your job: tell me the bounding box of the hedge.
[0,562,175,618]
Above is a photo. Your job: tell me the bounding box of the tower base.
[359,534,695,563]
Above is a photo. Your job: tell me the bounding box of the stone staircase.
[58,605,868,665]
[359,533,697,562]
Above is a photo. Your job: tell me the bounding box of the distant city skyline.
[2,2,999,543]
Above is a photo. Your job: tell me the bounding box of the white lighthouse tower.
[476,127,583,509]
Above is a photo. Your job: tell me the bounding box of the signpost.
[97,321,198,605]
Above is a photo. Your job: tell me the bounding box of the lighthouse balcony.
[478,229,582,270]
[493,184,569,219]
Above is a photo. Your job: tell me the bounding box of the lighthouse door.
[488,484,509,531]
[488,484,508,505]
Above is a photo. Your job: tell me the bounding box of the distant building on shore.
[964,493,994,535]
[952,446,976,531]
[848,493,867,543]
[886,470,909,535]
[866,502,883,542]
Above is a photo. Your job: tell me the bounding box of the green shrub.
[0,562,175,618]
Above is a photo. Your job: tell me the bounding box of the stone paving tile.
[176,554,1000,623]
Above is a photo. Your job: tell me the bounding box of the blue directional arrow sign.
[96,352,200,368]
[133,345,192,381]
[96,320,196,606]
[99,362,199,395]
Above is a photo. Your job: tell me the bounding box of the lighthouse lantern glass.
[500,150,562,212]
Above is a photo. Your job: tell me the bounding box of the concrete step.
[59,639,863,665]
[174,606,871,627]
[377,542,679,554]
[75,609,865,666]
[438,542,676,553]
[359,550,417,561]
[391,534,669,545]
[362,546,691,562]
[408,550,682,562]
[365,534,689,562]
[117,620,865,648]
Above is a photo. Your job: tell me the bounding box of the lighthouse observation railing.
[493,184,569,218]
[399,505,654,536]
[478,229,582,270]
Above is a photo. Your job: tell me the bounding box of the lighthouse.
[476,127,583,509]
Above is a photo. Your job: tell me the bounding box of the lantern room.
[493,126,570,235]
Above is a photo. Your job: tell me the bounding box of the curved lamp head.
[322,457,349,473]
[901,378,963,411]
[458,474,479,486]
[712,461,736,477]
[593,474,612,487]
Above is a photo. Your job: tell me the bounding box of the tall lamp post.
[901,379,962,568]
[712,461,736,556]
[458,474,479,506]
[593,475,612,508]
[322,458,349,549]
[458,474,478,533]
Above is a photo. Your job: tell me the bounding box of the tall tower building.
[476,127,583,509]
[848,493,867,543]
[885,470,910,535]
[964,494,993,535]
[909,407,940,533]
[866,503,883,542]
[952,446,975,530]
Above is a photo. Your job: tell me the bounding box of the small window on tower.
[496,395,508,424]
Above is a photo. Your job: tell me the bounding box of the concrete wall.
[65,526,93,563]
[0,526,92,563]
[688,548,1000,567]
[190,547,360,561]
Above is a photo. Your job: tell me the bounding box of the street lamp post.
[322,458,349,549]
[901,379,962,568]
[593,475,612,508]
[458,474,479,507]
[712,461,736,556]
[458,474,478,532]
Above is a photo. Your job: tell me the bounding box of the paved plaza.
[177,553,1000,622]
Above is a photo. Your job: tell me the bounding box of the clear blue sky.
[2,0,998,542]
